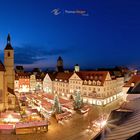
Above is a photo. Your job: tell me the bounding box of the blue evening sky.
[0,0,140,70]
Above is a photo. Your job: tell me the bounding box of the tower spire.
[7,33,11,44]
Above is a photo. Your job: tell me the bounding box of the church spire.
[4,33,13,50]
[7,33,11,44]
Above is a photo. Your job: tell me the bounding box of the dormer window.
[97,80,101,86]
[92,80,96,85]
[94,76,98,80]
[88,80,91,85]
[84,80,87,84]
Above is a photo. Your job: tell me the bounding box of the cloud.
[14,44,71,64]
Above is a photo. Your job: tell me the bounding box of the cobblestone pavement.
[0,99,122,140]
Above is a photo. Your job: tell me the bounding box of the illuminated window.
[92,80,96,85]
[88,80,91,85]
[97,80,101,86]
[84,80,87,84]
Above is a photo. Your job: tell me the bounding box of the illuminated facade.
[30,75,36,92]
[15,73,30,93]
[69,71,124,105]
[46,71,124,106]
[43,73,54,93]
[53,72,73,97]
[36,75,43,91]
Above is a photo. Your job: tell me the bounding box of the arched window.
[92,80,96,85]
[88,80,92,85]
[8,52,10,57]
[97,80,101,86]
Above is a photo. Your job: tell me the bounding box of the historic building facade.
[42,71,124,106]
[69,71,124,105]
[43,73,54,93]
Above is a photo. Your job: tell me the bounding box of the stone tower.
[4,34,15,90]
[57,56,64,72]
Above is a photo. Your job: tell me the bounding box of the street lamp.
[100,120,107,128]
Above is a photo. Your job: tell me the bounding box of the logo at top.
[51,8,61,16]
[51,8,89,16]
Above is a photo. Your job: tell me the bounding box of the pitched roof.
[4,43,13,50]
[0,61,5,71]
[125,75,140,87]
[55,72,73,81]
[15,72,30,79]
[4,34,13,50]
[76,71,108,85]
[48,72,57,81]
[127,82,140,94]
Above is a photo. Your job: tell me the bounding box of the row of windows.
[69,81,81,84]
[83,80,101,86]
[54,88,68,93]
[54,82,68,87]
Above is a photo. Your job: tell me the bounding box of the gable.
[105,72,111,80]
[69,73,82,80]
[43,74,52,82]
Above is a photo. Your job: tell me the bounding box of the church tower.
[56,56,64,72]
[4,34,15,90]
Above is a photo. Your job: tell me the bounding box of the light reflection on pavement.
[0,99,122,140]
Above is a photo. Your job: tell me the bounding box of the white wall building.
[43,73,55,93]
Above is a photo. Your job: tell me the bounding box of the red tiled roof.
[15,72,30,79]
[42,93,54,100]
[125,75,140,87]
[16,121,48,129]
[76,71,108,85]
[55,72,73,81]
[59,98,70,104]
[0,125,14,130]
[48,72,57,80]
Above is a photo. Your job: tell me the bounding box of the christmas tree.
[53,95,62,114]
[74,91,83,109]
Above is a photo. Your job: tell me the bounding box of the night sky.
[0,0,140,70]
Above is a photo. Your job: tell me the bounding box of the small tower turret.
[74,64,80,72]
[56,56,64,72]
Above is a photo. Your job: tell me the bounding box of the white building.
[43,73,56,93]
